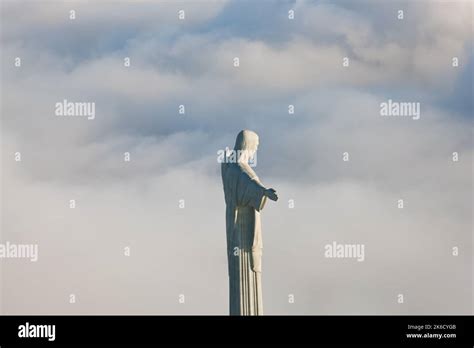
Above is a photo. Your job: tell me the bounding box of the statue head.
[234,130,259,164]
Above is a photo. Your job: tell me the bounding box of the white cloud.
[1,0,471,314]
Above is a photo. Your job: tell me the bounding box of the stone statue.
[221,130,278,315]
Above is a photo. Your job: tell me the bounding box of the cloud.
[1,0,472,314]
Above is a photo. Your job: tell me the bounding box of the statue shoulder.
[221,161,239,177]
[238,163,259,181]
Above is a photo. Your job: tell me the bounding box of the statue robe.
[221,161,267,315]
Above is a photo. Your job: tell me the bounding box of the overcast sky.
[1,0,472,314]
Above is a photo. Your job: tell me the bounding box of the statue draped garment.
[221,161,267,315]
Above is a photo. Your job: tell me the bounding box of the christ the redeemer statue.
[221,130,278,316]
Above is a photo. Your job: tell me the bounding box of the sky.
[0,0,472,314]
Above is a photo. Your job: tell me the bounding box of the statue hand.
[265,188,278,201]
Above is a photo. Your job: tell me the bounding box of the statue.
[221,130,278,315]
